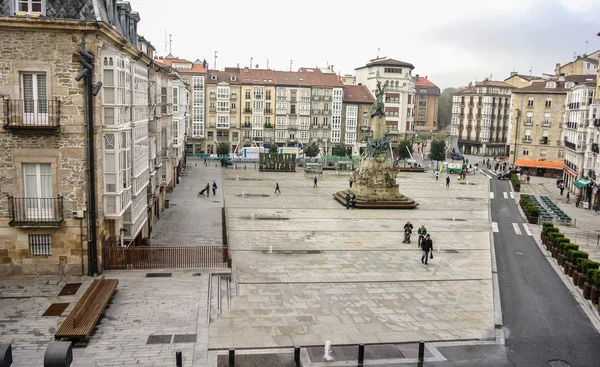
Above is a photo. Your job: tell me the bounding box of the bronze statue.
[371,80,388,118]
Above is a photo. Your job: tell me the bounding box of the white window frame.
[15,0,44,15]
[21,72,48,125]
[22,163,53,219]
[172,87,179,112]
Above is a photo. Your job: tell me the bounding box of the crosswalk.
[492,222,533,236]
[490,192,515,200]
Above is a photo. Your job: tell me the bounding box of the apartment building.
[0,0,155,275]
[157,56,207,154]
[238,68,276,149]
[272,71,312,147]
[451,79,514,156]
[563,77,597,199]
[205,69,241,153]
[355,58,416,144]
[504,72,544,88]
[554,51,600,77]
[342,84,375,154]
[414,75,440,132]
[507,78,570,177]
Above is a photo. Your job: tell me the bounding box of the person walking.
[421,234,433,265]
[435,171,439,181]
[446,176,450,187]
[275,182,281,194]
[351,194,357,209]
[313,176,318,188]
[403,221,413,244]
[349,177,353,188]
[559,182,565,196]
[204,157,207,167]
[345,193,351,210]
[566,191,570,203]
[526,175,530,184]
[212,181,218,196]
[205,183,210,197]
[417,225,427,248]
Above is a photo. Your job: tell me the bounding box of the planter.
[552,247,559,258]
[592,286,600,305]
[584,282,592,300]
[564,261,571,275]
[577,273,586,289]
[572,270,579,285]
[568,264,575,277]
[558,253,564,266]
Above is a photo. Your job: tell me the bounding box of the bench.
[55,275,118,341]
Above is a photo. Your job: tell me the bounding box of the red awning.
[514,159,564,170]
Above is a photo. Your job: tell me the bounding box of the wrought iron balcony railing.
[3,99,60,130]
[8,196,64,227]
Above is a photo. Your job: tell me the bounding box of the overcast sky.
[130,0,600,89]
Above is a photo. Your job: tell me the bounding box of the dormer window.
[211,74,217,80]
[565,82,575,89]
[230,76,237,82]
[546,81,556,89]
[15,0,44,15]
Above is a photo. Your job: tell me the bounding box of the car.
[451,153,464,160]
[498,172,512,180]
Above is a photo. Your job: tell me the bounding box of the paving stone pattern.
[209,168,495,349]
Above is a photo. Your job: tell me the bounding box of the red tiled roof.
[155,57,207,74]
[297,68,343,87]
[239,68,276,84]
[343,85,375,104]
[205,70,240,85]
[271,71,312,87]
[415,76,437,87]
[515,75,597,93]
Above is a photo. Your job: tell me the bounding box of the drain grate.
[58,283,82,296]
[45,280,60,286]
[445,218,467,221]
[146,335,172,344]
[192,273,202,277]
[237,194,270,198]
[548,360,571,367]
[43,303,70,316]
[213,201,220,203]
[264,250,322,254]
[439,249,459,253]
[146,273,172,278]
[173,334,197,343]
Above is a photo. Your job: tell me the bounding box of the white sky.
[129,0,600,89]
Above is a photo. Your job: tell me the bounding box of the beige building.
[342,84,375,153]
[414,75,440,132]
[205,69,241,153]
[507,79,570,177]
[504,72,544,88]
[554,51,600,77]
[451,79,514,156]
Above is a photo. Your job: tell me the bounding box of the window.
[21,72,48,124]
[523,148,529,156]
[527,97,534,107]
[172,87,178,112]
[525,112,532,125]
[16,0,43,14]
[29,234,51,256]
[23,163,53,219]
[543,112,550,126]
[524,129,531,142]
[545,98,552,108]
[245,90,251,99]
[266,91,271,100]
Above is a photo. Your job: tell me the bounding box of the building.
[0,0,160,275]
[271,70,312,148]
[563,77,597,200]
[355,58,416,144]
[203,69,242,153]
[157,56,207,154]
[507,78,572,177]
[451,79,514,156]
[342,84,375,153]
[414,75,440,132]
[237,68,276,149]
[554,51,600,77]
[341,74,356,86]
[504,72,544,88]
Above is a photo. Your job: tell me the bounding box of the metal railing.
[103,246,229,270]
[3,99,61,129]
[8,196,64,226]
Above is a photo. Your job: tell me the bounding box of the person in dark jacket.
[421,234,433,265]
[205,183,210,197]
[345,193,351,209]
[212,181,218,195]
[351,194,357,209]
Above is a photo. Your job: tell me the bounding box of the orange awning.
[514,159,564,170]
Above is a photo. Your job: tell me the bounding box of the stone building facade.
[341,84,375,154]
[414,75,440,132]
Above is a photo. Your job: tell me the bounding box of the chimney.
[244,66,249,72]
[416,74,419,80]
[510,71,517,76]
[558,73,565,82]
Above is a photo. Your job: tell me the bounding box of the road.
[487,168,600,367]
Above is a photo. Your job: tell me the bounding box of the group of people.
[344,193,357,209]
[198,181,218,197]
[403,221,434,265]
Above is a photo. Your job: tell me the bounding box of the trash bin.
[165,199,170,209]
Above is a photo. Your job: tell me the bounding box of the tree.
[268,144,279,154]
[395,139,413,166]
[216,142,230,156]
[438,87,458,129]
[430,138,447,169]
[332,143,348,157]
[302,141,320,158]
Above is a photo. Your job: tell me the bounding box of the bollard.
[418,340,425,362]
[175,351,182,367]
[244,165,247,170]
[0,343,13,367]
[229,348,235,367]
[294,346,300,367]
[357,344,365,366]
[44,341,72,367]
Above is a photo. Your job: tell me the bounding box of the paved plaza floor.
[209,167,496,350]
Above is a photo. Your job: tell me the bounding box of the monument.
[333,80,418,209]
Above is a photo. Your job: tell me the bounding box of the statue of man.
[371,80,388,118]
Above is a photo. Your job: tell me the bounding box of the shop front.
[513,159,564,179]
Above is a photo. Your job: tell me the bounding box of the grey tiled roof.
[0,0,12,15]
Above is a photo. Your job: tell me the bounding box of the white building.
[587,98,600,211]
[355,58,415,144]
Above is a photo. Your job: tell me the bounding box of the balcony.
[313,95,320,101]
[539,138,548,145]
[565,160,578,172]
[360,126,370,131]
[209,93,216,99]
[323,96,330,101]
[8,196,64,227]
[522,138,531,143]
[231,94,237,99]
[264,123,273,128]
[265,109,272,114]
[3,99,61,131]
[592,143,599,154]
[290,98,297,103]
[524,120,533,126]
[594,119,600,127]
[323,110,331,115]
[244,108,252,113]
[564,139,576,150]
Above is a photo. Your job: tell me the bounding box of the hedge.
[579,259,600,274]
[567,250,588,263]
[542,222,554,228]
[588,269,600,285]
[561,243,579,254]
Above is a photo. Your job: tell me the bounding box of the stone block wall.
[0,29,106,275]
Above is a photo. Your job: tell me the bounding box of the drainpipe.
[513,107,521,165]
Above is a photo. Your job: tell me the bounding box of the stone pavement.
[0,270,214,367]
[151,158,224,246]
[209,167,496,351]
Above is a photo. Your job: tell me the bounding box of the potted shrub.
[580,260,600,294]
[591,270,600,305]
[545,227,560,249]
[584,269,599,300]
[562,245,579,273]
[567,250,588,278]
[541,222,554,243]
[548,232,563,257]
[555,238,570,264]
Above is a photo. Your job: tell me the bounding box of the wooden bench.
[55,275,118,341]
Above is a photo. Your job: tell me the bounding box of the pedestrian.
[421,234,433,265]
[351,194,357,209]
[566,191,570,203]
[204,157,207,167]
[349,176,353,188]
[212,181,218,196]
[559,183,564,196]
[526,175,530,184]
[417,225,427,248]
[205,183,210,197]
[345,193,351,210]
[435,171,439,181]
[275,182,281,194]
[313,176,318,188]
[446,176,450,187]
[403,221,414,244]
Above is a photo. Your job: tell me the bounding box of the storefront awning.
[514,159,564,170]
[574,177,592,189]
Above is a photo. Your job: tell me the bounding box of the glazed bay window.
[103,132,131,217]
[172,87,179,112]
[192,76,205,137]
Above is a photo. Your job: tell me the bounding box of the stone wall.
[0,29,106,275]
